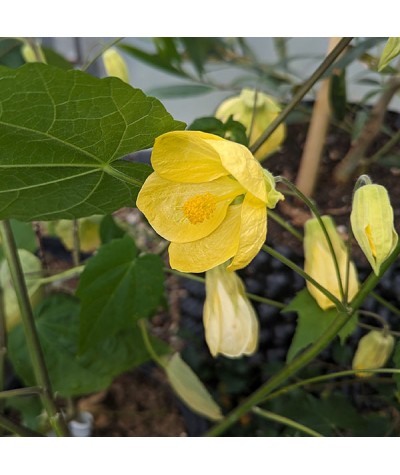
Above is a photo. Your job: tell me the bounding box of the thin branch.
[252,406,323,437]
[250,37,353,156]
[334,75,400,183]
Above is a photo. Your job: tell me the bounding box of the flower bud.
[203,264,258,358]
[304,216,359,310]
[350,183,398,275]
[215,88,285,160]
[352,330,395,377]
[102,48,129,83]
[21,43,39,63]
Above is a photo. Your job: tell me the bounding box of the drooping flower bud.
[203,264,258,358]
[21,43,37,63]
[304,216,359,310]
[352,330,395,377]
[215,88,285,160]
[350,183,398,275]
[102,48,129,83]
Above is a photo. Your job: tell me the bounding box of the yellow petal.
[168,205,242,273]
[251,121,286,160]
[304,216,359,309]
[228,193,267,271]
[137,173,244,243]
[207,139,267,203]
[151,131,228,183]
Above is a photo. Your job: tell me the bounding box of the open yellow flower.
[204,264,258,358]
[137,131,283,273]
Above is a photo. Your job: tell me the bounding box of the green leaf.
[329,68,347,121]
[0,219,37,260]
[148,84,214,99]
[188,117,226,136]
[77,235,164,351]
[8,294,168,397]
[42,47,73,70]
[118,43,188,79]
[283,289,357,362]
[0,63,185,221]
[188,116,248,146]
[5,396,43,432]
[165,353,223,421]
[99,214,126,243]
[324,38,386,76]
[378,37,400,71]
[0,39,25,68]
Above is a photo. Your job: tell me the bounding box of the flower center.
[183,193,217,224]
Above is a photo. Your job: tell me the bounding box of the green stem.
[103,164,143,187]
[0,220,69,437]
[165,268,285,309]
[0,413,44,437]
[278,176,345,302]
[0,386,42,400]
[367,129,400,165]
[371,291,400,318]
[38,265,85,285]
[205,240,400,436]
[138,319,165,367]
[357,321,400,337]
[262,368,400,403]
[268,209,303,241]
[81,37,124,72]
[250,37,353,156]
[262,244,345,310]
[358,309,390,333]
[252,406,324,437]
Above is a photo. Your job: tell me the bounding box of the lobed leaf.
[0,63,185,221]
[76,235,165,351]
[283,289,357,362]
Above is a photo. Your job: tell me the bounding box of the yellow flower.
[137,131,283,273]
[350,183,398,275]
[203,264,258,358]
[215,88,286,160]
[304,216,359,310]
[352,330,394,377]
[102,48,129,83]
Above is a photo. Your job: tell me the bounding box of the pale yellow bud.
[0,250,44,331]
[21,43,38,63]
[203,264,259,358]
[352,330,395,377]
[215,88,285,160]
[304,216,359,310]
[350,183,398,275]
[102,48,129,83]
